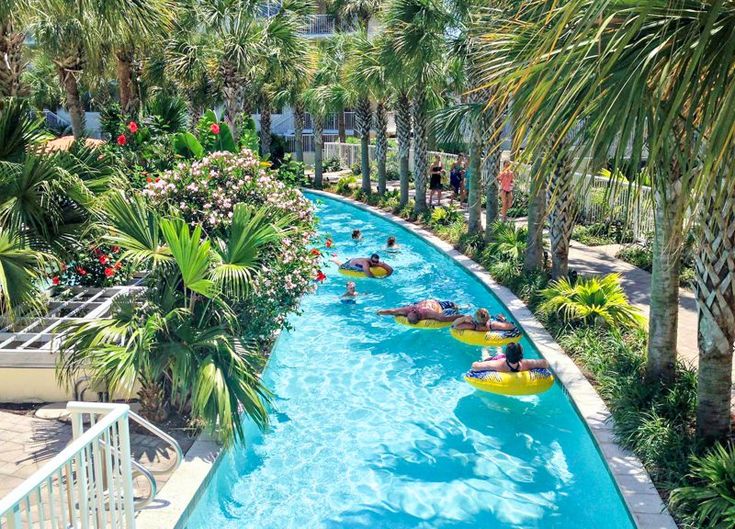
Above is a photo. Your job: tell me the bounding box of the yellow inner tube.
[450,326,521,346]
[394,316,453,329]
[465,369,554,396]
[338,266,389,278]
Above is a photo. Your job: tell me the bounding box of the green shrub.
[429,205,462,227]
[617,245,652,271]
[324,156,342,172]
[670,443,735,529]
[538,273,645,330]
[276,155,307,187]
[506,188,529,218]
[434,219,467,246]
[457,230,485,260]
[351,162,361,175]
[335,175,356,195]
[482,222,528,264]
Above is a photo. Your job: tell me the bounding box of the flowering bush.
[144,149,321,341]
[50,243,134,288]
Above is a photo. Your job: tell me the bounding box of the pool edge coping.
[308,189,677,529]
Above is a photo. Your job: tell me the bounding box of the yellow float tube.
[394,316,453,329]
[465,368,554,396]
[450,326,522,347]
[338,265,390,279]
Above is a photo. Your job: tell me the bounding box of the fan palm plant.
[58,193,287,442]
[0,227,51,321]
[478,0,735,441]
[539,273,645,331]
[347,32,391,194]
[383,0,450,214]
[0,98,51,162]
[329,0,383,31]
[483,221,527,263]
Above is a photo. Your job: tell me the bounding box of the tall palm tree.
[347,34,391,194]
[523,157,546,273]
[546,137,576,279]
[384,0,450,214]
[477,0,735,441]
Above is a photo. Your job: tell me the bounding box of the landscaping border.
[308,189,677,529]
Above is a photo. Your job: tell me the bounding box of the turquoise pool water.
[183,193,634,529]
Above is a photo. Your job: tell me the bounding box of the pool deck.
[308,189,678,529]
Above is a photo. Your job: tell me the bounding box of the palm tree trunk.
[467,132,482,234]
[294,101,305,162]
[57,59,85,139]
[484,149,501,238]
[260,104,272,157]
[0,21,25,97]
[647,164,685,384]
[337,107,346,143]
[356,96,372,193]
[523,158,546,273]
[695,169,735,443]
[396,92,411,207]
[116,49,135,115]
[313,115,324,189]
[547,140,576,279]
[374,100,388,195]
[221,62,241,140]
[412,90,429,213]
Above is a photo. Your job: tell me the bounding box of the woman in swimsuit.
[428,155,444,206]
[377,299,463,325]
[452,308,516,331]
[470,343,548,372]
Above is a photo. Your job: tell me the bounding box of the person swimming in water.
[352,229,362,242]
[377,299,464,324]
[470,343,548,372]
[452,308,516,331]
[386,236,400,253]
[340,281,358,303]
[335,254,393,278]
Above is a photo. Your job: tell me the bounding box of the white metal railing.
[0,402,136,529]
[322,141,655,239]
[302,15,336,36]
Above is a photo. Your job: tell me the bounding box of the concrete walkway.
[0,409,194,501]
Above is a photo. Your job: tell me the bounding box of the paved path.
[0,410,194,501]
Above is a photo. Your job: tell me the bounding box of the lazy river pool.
[182,192,635,529]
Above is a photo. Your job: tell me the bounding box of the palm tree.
[0,1,30,97]
[546,137,576,279]
[383,42,412,206]
[330,0,383,31]
[347,34,391,194]
[57,194,284,441]
[523,157,546,273]
[476,0,735,441]
[384,0,450,214]
[0,227,50,321]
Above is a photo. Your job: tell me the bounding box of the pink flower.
[117,134,127,146]
[210,123,220,135]
[127,121,139,134]
[99,255,108,265]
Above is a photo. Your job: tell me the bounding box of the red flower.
[127,121,139,134]
[155,177,160,183]
[325,238,333,248]
[114,261,122,270]
[117,134,127,146]
[99,255,108,265]
[146,176,153,183]
[76,266,87,276]
[111,246,120,253]
[210,123,220,135]
[104,267,115,278]
[315,270,326,282]
[310,248,321,256]
[52,276,60,286]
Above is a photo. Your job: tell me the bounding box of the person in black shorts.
[449,153,465,204]
[428,154,444,206]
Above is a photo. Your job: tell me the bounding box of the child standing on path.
[498,161,515,222]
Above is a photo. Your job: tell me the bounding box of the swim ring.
[450,326,522,346]
[338,265,390,278]
[394,316,453,329]
[465,368,554,396]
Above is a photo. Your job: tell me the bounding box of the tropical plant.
[482,221,527,263]
[670,443,735,529]
[539,274,644,330]
[0,0,30,97]
[383,0,450,214]
[0,98,51,162]
[56,194,284,441]
[0,227,50,320]
[144,93,189,133]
